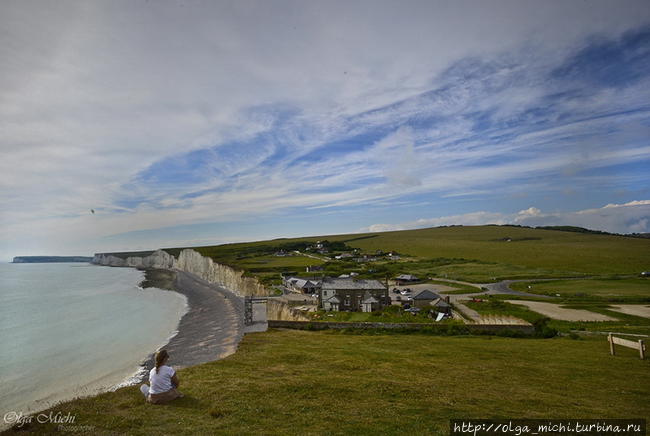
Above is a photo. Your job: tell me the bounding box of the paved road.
[410,278,558,322]
[480,280,554,299]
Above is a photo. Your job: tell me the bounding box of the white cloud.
[363,201,650,234]
[1,1,650,259]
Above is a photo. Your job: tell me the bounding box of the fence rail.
[608,333,646,359]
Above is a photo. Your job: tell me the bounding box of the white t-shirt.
[149,365,175,394]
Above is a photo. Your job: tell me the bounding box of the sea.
[0,262,188,420]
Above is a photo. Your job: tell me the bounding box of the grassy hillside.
[510,278,650,300]
[165,225,650,282]
[7,330,649,435]
[330,226,649,275]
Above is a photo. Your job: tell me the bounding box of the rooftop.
[322,277,386,290]
[412,289,442,300]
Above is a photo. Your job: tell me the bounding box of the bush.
[532,317,558,338]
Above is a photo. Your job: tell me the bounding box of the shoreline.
[2,266,246,432]
[133,267,246,379]
[0,265,190,432]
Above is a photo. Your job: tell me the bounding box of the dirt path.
[504,300,617,322]
[607,305,650,319]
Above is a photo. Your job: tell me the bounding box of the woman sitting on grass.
[140,349,183,404]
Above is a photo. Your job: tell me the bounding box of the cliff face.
[91,248,308,320]
[266,299,310,321]
[92,249,266,297]
[174,249,267,297]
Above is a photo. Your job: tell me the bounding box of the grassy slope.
[8,330,649,435]
[169,226,650,280]
[510,278,650,299]
[331,226,649,275]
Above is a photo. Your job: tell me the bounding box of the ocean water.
[0,263,188,418]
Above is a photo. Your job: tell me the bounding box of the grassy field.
[426,279,483,294]
[160,226,650,282]
[236,255,324,270]
[7,329,649,435]
[335,226,650,275]
[510,278,650,301]
[308,305,458,323]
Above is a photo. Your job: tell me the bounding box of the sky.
[1,0,650,260]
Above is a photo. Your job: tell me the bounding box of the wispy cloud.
[363,201,650,234]
[1,1,650,258]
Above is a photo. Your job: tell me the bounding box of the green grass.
[237,254,324,271]
[422,279,483,294]
[465,299,547,325]
[308,306,456,323]
[510,278,650,301]
[430,262,581,282]
[160,225,650,283]
[336,226,650,275]
[8,330,649,435]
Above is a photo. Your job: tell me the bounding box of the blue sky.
[1,1,650,259]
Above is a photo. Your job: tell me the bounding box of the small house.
[395,274,419,285]
[410,289,451,315]
[284,277,322,294]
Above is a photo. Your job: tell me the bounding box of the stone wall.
[267,320,535,335]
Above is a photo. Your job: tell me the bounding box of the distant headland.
[12,256,93,263]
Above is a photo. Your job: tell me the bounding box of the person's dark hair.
[155,349,169,374]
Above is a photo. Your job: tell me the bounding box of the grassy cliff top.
[96,225,650,285]
[6,329,648,435]
[169,225,650,276]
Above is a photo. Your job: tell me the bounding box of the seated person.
[140,349,182,404]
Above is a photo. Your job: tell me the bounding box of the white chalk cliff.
[92,249,267,297]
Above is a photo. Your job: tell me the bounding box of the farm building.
[320,277,389,312]
[409,289,452,314]
[395,274,420,285]
[284,277,322,294]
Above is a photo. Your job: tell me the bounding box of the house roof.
[412,289,442,300]
[431,298,451,308]
[322,277,386,290]
[395,274,418,280]
[288,278,321,288]
[325,295,341,304]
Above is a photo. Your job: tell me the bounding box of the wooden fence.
[608,333,646,359]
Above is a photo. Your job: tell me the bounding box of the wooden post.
[639,340,645,360]
[609,333,615,355]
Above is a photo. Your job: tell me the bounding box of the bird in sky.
[91,209,95,214]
